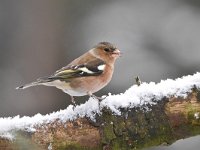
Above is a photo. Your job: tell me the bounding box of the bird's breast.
[69,64,114,94]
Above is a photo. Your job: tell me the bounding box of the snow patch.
[194,112,200,119]
[0,132,14,141]
[101,72,200,113]
[1,72,200,139]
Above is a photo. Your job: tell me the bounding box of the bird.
[16,42,121,105]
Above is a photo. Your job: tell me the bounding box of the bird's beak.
[111,49,121,57]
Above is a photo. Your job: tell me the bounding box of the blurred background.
[0,0,200,149]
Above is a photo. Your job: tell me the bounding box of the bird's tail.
[16,77,52,89]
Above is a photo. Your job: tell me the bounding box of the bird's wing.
[48,59,106,81]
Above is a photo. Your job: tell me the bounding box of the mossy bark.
[1,89,200,150]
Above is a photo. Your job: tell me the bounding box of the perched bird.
[16,42,121,104]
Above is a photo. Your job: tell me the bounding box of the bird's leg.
[91,94,104,101]
[70,95,76,106]
[87,92,107,101]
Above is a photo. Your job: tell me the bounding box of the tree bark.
[1,88,200,150]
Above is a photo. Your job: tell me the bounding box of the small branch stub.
[135,76,141,86]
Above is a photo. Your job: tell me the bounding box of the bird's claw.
[90,94,107,101]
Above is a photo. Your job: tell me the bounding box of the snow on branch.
[1,72,200,139]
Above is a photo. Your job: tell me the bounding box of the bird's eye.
[104,48,109,52]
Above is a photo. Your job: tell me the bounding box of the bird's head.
[91,42,121,64]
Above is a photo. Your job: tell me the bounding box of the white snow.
[1,72,200,139]
[48,143,52,150]
[101,72,200,113]
[194,112,200,119]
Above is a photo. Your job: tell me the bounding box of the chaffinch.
[16,42,121,104]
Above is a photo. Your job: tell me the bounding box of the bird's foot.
[90,94,107,101]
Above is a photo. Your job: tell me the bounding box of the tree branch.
[1,73,200,149]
